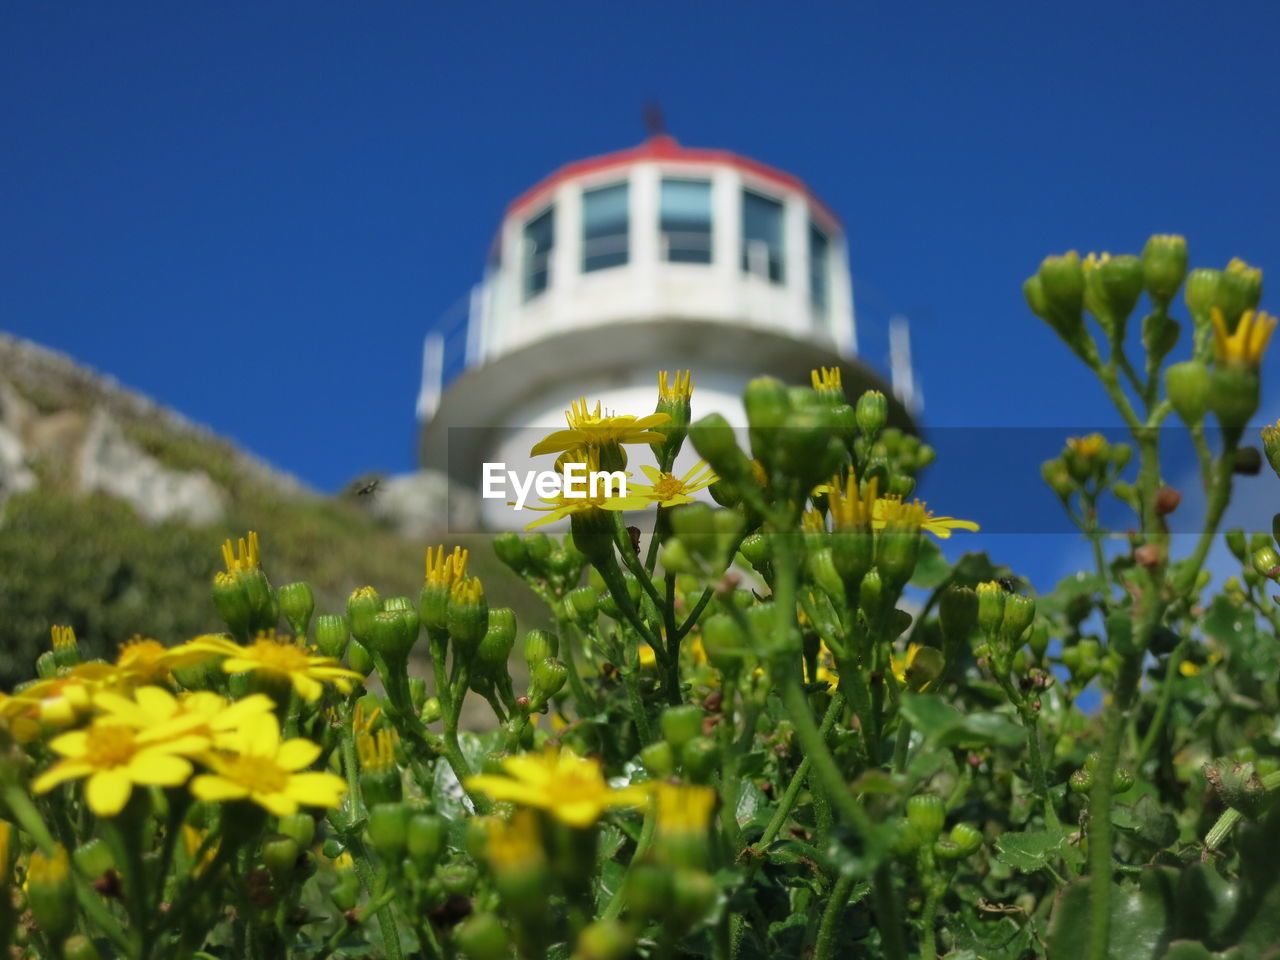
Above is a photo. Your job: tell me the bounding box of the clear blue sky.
[4,2,1280,586]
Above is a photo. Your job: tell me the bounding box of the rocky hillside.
[0,335,520,689]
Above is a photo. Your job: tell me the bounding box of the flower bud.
[49,625,80,669]
[1225,527,1249,562]
[1210,365,1261,437]
[573,917,635,960]
[1000,594,1036,646]
[367,609,419,663]
[1031,252,1088,349]
[670,868,717,931]
[625,861,672,922]
[523,628,558,666]
[566,586,598,623]
[62,935,101,960]
[876,528,921,589]
[1184,267,1220,327]
[640,740,676,779]
[855,390,888,438]
[277,582,315,637]
[700,613,747,671]
[738,532,770,569]
[475,608,517,678]
[406,813,445,871]
[859,568,884,619]
[72,838,114,879]
[346,587,381,643]
[942,822,982,859]
[368,802,410,862]
[311,614,348,660]
[453,913,511,960]
[330,868,360,911]
[690,413,753,485]
[906,795,945,842]
[1215,258,1263,326]
[26,845,74,940]
[1084,253,1144,342]
[493,532,529,572]
[652,370,693,460]
[661,704,704,749]
[807,547,844,598]
[1253,546,1280,579]
[529,658,568,708]
[744,376,792,466]
[939,586,978,650]
[213,571,253,639]
[347,639,374,678]
[277,813,315,850]
[1141,234,1188,304]
[261,833,301,885]
[976,582,1007,637]
[36,650,59,679]
[446,578,488,663]
[680,736,720,783]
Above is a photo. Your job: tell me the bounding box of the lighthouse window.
[809,221,830,315]
[582,181,630,272]
[741,189,785,284]
[660,178,713,264]
[522,206,555,301]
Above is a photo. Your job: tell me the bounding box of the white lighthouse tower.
[417,132,913,529]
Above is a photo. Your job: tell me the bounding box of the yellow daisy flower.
[32,708,210,816]
[658,369,693,402]
[185,631,361,702]
[530,398,670,457]
[115,636,216,685]
[629,461,718,507]
[190,712,346,816]
[464,746,652,828]
[485,808,546,873]
[654,782,717,835]
[1212,307,1276,369]
[520,485,651,530]
[873,496,979,539]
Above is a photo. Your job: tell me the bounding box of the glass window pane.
[661,178,712,263]
[522,207,554,301]
[583,182,629,272]
[809,222,830,315]
[741,190,785,283]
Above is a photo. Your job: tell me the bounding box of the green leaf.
[909,538,952,589]
[899,692,1025,750]
[994,829,1074,873]
[1048,869,1178,960]
[1160,943,1214,960]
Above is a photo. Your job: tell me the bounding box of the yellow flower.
[826,473,878,531]
[530,398,670,457]
[873,496,979,539]
[812,641,839,691]
[425,545,469,589]
[520,485,650,530]
[27,844,70,887]
[630,461,718,507]
[658,370,693,402]
[1178,660,1200,678]
[357,728,398,772]
[190,712,346,816]
[811,367,841,392]
[637,644,658,669]
[654,783,717,836]
[801,509,827,534]
[32,708,210,816]
[891,643,945,691]
[12,662,126,729]
[485,808,546,872]
[186,631,361,702]
[221,531,261,573]
[182,824,218,874]
[1066,434,1107,458]
[465,746,652,828]
[115,636,214,685]
[1212,307,1276,369]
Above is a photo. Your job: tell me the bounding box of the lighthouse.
[417,133,913,529]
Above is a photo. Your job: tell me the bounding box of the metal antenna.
[643,101,665,138]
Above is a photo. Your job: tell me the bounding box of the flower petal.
[190,774,250,803]
[128,752,192,786]
[276,739,322,772]
[87,769,133,817]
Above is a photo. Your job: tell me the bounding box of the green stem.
[1134,637,1188,769]
[602,802,657,920]
[814,871,858,960]
[754,695,844,853]
[346,835,403,960]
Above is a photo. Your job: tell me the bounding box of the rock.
[364,470,480,539]
[0,422,36,504]
[76,409,228,525]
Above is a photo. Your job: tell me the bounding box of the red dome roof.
[505,135,841,232]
